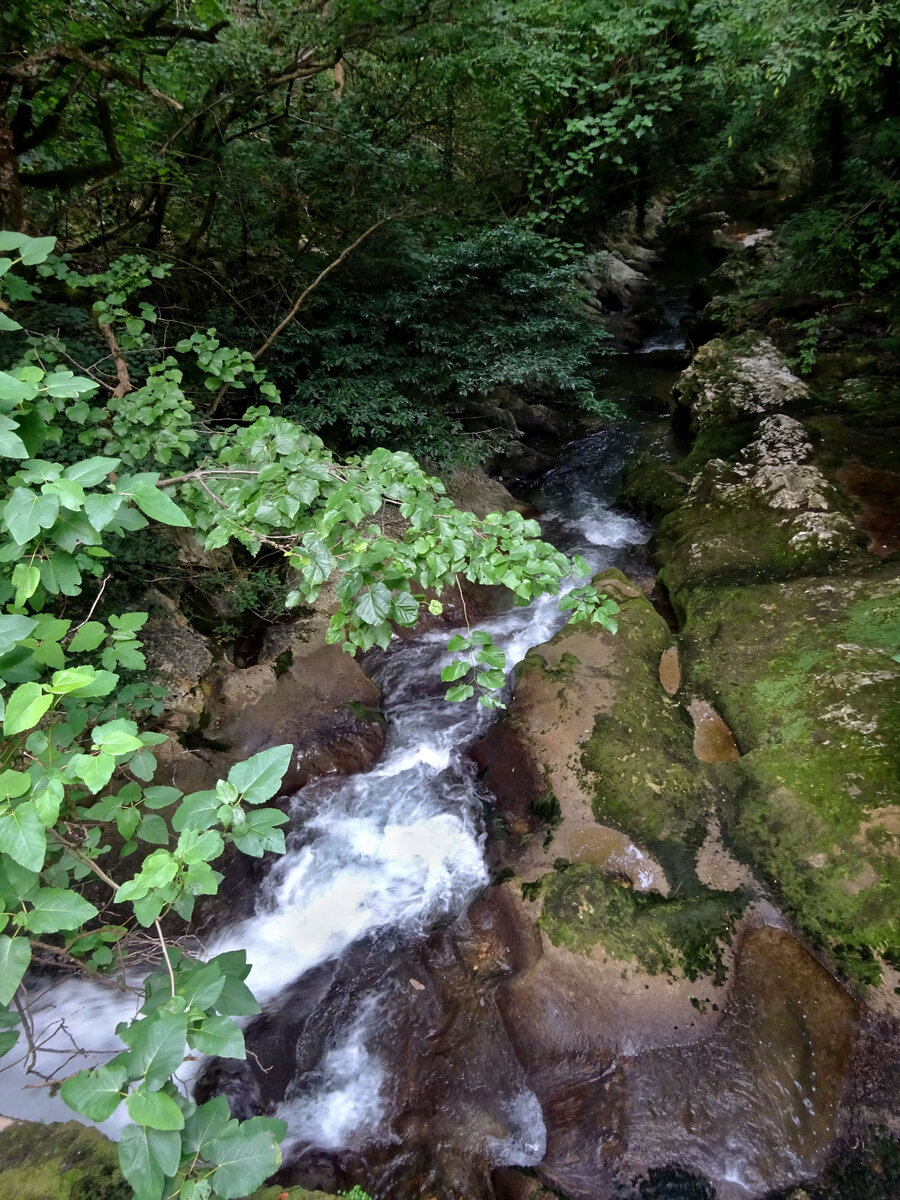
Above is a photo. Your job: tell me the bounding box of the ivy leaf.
[26,887,99,933]
[118,1125,181,1200]
[61,1062,127,1123]
[226,744,292,806]
[0,935,31,1005]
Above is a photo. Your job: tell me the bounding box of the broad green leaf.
[3,487,59,544]
[0,804,46,870]
[118,1124,181,1200]
[119,1011,188,1089]
[64,457,120,486]
[206,1129,281,1200]
[68,621,106,652]
[226,745,292,806]
[49,665,100,694]
[130,482,191,528]
[186,1014,244,1058]
[61,1062,127,1122]
[19,235,57,265]
[444,683,474,703]
[137,815,169,846]
[441,660,469,683]
[93,719,144,755]
[0,373,38,406]
[68,752,116,794]
[0,426,28,459]
[354,581,392,625]
[26,887,99,933]
[182,1095,235,1157]
[0,614,37,655]
[0,769,30,801]
[0,935,31,1005]
[172,791,219,832]
[126,1087,185,1130]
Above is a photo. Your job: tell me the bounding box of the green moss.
[0,1121,130,1200]
[516,649,581,683]
[677,569,900,983]
[539,863,745,984]
[344,700,386,726]
[616,452,688,518]
[677,420,756,480]
[273,648,294,677]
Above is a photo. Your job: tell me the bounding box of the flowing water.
[0,428,650,1161]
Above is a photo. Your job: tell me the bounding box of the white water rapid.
[0,430,649,1166]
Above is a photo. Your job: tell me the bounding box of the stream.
[0,256,866,1199]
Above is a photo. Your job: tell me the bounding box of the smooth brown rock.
[688,698,741,763]
[659,645,681,694]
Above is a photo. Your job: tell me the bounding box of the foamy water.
[0,431,648,1162]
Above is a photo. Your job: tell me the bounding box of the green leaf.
[444,683,474,703]
[0,372,38,405]
[0,769,30,801]
[172,791,219,832]
[129,483,191,528]
[93,719,144,755]
[137,814,169,846]
[446,634,469,652]
[26,887,98,933]
[118,1124,181,1200]
[119,1011,188,1089]
[68,752,116,794]
[0,804,46,870]
[206,1129,281,1200]
[3,487,59,544]
[354,581,392,625]
[60,1062,128,1122]
[0,935,31,1005]
[391,591,419,626]
[440,659,470,683]
[64,457,120,486]
[68,621,106,652]
[0,426,28,458]
[187,1014,245,1058]
[182,1095,235,1157]
[19,235,57,265]
[226,745,292,806]
[126,1087,185,1131]
[0,614,37,655]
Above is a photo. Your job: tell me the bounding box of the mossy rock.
[0,1121,130,1200]
[538,862,746,984]
[678,568,900,983]
[616,452,689,519]
[0,1121,346,1200]
[673,331,808,431]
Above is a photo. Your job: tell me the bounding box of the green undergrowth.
[538,863,746,984]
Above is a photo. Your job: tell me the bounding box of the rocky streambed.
[2,208,899,1200]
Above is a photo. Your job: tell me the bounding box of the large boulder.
[674,332,808,430]
[678,566,900,985]
[579,251,654,311]
[656,414,866,598]
[474,569,711,892]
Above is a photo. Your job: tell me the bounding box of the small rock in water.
[409,978,425,991]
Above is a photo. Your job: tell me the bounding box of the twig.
[47,828,119,892]
[69,575,109,635]
[96,322,132,396]
[13,991,37,1073]
[154,919,177,998]
[207,215,392,415]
